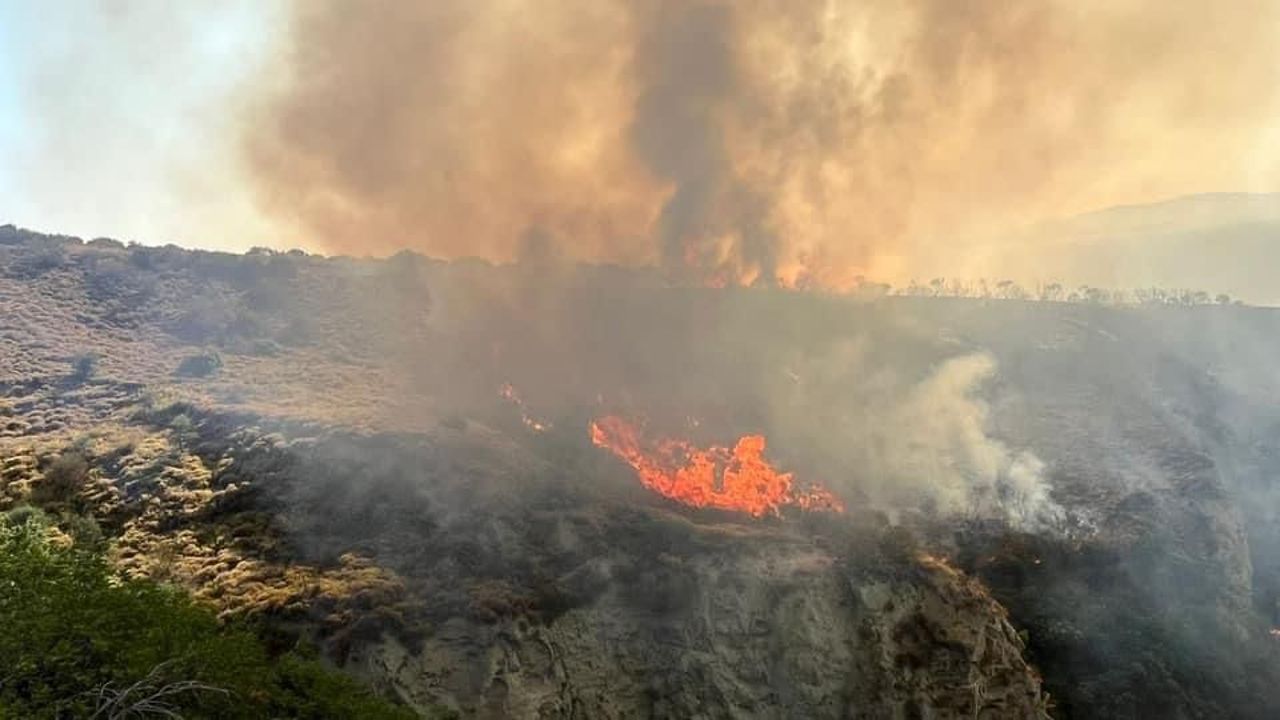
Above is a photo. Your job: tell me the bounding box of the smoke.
[766,341,1064,530]
[875,353,1062,529]
[369,259,1063,529]
[243,0,1280,287]
[242,0,658,266]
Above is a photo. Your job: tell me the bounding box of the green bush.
[0,519,415,719]
[1,504,50,528]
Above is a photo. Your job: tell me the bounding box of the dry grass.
[3,416,418,650]
[0,233,429,645]
[1,230,437,434]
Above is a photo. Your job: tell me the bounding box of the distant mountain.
[982,193,1280,305]
[1068,192,1280,234]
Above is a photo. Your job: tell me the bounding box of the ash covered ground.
[4,225,1280,718]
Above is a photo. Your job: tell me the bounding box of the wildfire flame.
[500,383,551,432]
[590,415,844,517]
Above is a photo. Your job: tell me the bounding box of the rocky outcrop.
[354,536,1048,719]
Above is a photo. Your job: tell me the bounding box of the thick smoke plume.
[244,0,1280,286]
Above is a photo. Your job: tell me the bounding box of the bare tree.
[994,280,1028,300]
[1037,283,1064,302]
[83,662,228,719]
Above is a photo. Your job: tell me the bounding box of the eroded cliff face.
[354,531,1048,719]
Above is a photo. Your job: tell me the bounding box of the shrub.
[174,351,223,378]
[0,519,416,719]
[1,504,50,529]
[83,254,156,312]
[60,511,104,550]
[7,246,68,278]
[170,295,236,344]
[248,338,282,357]
[70,352,99,383]
[0,224,22,245]
[87,237,125,250]
[30,451,90,508]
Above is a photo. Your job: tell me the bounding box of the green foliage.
[59,511,105,551]
[2,503,51,528]
[168,412,195,434]
[0,520,416,719]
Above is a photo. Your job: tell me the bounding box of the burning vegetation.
[590,415,843,517]
[499,382,551,432]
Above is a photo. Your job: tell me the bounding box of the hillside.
[3,225,1280,718]
[972,193,1280,305]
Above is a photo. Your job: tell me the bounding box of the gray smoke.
[242,0,1280,288]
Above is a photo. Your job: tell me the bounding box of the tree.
[1038,283,1064,302]
[995,280,1028,300]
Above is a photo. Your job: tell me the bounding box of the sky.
[0,1,1278,298]
[0,0,282,253]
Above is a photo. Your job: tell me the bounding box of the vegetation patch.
[0,513,416,719]
[175,351,223,378]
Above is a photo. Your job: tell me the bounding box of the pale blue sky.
[0,0,282,252]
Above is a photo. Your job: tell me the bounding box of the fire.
[499,383,551,432]
[590,415,844,517]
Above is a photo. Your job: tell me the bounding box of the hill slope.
[3,225,1280,717]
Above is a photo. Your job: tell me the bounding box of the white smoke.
[773,347,1065,530]
[878,353,1063,529]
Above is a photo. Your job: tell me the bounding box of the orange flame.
[590,415,844,517]
[500,382,551,432]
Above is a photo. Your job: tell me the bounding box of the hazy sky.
[0,0,281,252]
[1,1,1278,295]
